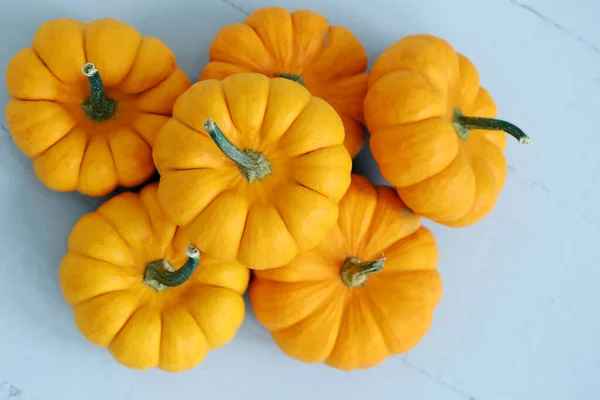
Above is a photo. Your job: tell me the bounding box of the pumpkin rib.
[273,203,297,248]
[32,128,87,191]
[76,135,91,186]
[183,286,235,348]
[244,15,280,70]
[220,80,251,148]
[165,304,209,345]
[29,124,79,161]
[360,287,405,354]
[269,285,346,363]
[259,77,304,148]
[324,292,389,370]
[99,191,156,250]
[118,39,177,95]
[95,205,143,254]
[369,115,445,138]
[129,123,153,148]
[158,306,209,371]
[208,24,273,73]
[264,280,346,332]
[291,177,331,201]
[71,286,133,309]
[30,44,69,88]
[109,305,162,369]
[98,30,144,89]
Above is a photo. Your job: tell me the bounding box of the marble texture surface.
[0,0,598,399]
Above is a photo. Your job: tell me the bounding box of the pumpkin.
[199,6,369,158]
[58,183,249,372]
[364,34,532,227]
[152,73,352,270]
[249,174,442,370]
[5,18,190,197]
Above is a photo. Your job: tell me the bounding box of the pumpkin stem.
[277,73,305,86]
[340,255,385,288]
[81,63,117,122]
[453,110,532,144]
[204,118,272,182]
[143,244,200,292]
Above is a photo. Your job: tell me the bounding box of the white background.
[1,0,599,399]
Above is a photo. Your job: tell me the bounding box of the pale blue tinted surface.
[1,0,599,399]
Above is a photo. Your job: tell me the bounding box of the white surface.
[1,0,598,399]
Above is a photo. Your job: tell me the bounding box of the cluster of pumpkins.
[4,6,530,373]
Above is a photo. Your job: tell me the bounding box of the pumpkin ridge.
[108,305,161,367]
[106,30,144,89]
[68,248,130,268]
[245,22,277,73]
[72,287,133,309]
[120,42,176,94]
[209,24,273,72]
[322,286,350,349]
[158,305,209,366]
[360,287,403,355]
[95,203,143,254]
[75,134,91,184]
[100,134,119,184]
[138,191,174,255]
[30,45,68,87]
[269,280,346,333]
[183,286,239,349]
[273,202,296,246]
[291,177,330,200]
[106,129,150,186]
[29,124,78,161]
[361,214,422,260]
[168,304,204,338]
[354,185,384,255]
[369,115,442,139]
[129,123,152,147]
[220,78,268,151]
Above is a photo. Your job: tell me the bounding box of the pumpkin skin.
[199,7,369,158]
[153,73,352,270]
[364,34,531,227]
[249,174,443,370]
[5,18,190,197]
[58,183,249,372]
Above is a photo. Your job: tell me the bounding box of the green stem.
[204,118,271,182]
[453,110,532,144]
[81,62,117,122]
[277,73,305,86]
[340,255,385,288]
[144,244,200,292]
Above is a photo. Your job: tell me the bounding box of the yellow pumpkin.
[200,7,369,157]
[249,174,443,370]
[153,73,352,270]
[5,18,190,197]
[364,34,531,227]
[59,183,249,372]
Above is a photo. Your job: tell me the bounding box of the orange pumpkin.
[249,174,443,370]
[153,73,352,270]
[364,34,531,227]
[5,18,190,197]
[200,6,369,158]
[59,183,249,372]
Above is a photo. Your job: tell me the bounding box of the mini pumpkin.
[59,183,249,372]
[200,6,369,158]
[249,174,443,370]
[364,34,531,227]
[5,18,190,197]
[152,73,352,270]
